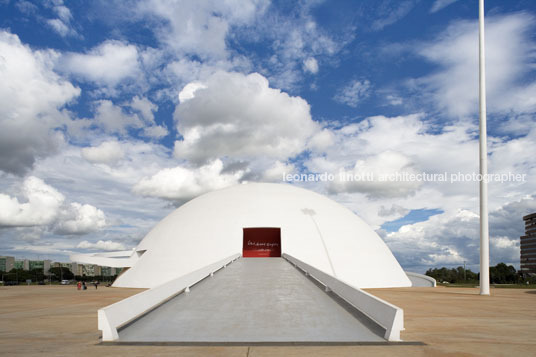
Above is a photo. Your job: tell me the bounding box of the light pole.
[478,0,490,295]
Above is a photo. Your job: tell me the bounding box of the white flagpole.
[479,0,490,295]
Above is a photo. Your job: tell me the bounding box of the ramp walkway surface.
[117,258,386,343]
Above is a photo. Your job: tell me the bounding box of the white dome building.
[73,183,411,289]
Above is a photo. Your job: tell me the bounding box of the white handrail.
[282,253,404,341]
[405,271,437,287]
[98,253,241,341]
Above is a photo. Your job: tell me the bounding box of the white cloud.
[54,203,107,235]
[418,13,536,118]
[71,98,168,139]
[262,161,295,182]
[303,57,318,74]
[142,125,169,139]
[308,114,480,190]
[130,96,157,123]
[383,196,536,271]
[386,94,403,106]
[254,9,343,90]
[302,110,535,271]
[178,82,207,103]
[307,129,334,152]
[305,111,535,232]
[130,0,345,91]
[45,1,77,37]
[15,1,38,15]
[371,1,417,31]
[52,2,72,23]
[77,240,126,251]
[133,159,243,202]
[0,176,65,227]
[60,41,140,86]
[20,141,178,247]
[384,209,479,268]
[129,96,169,138]
[47,19,71,37]
[328,151,422,198]
[334,79,371,107]
[492,236,517,250]
[138,0,267,59]
[0,176,108,235]
[10,240,78,255]
[15,227,45,243]
[0,31,80,175]
[82,141,125,165]
[430,0,459,13]
[378,204,410,218]
[122,1,347,92]
[174,71,320,164]
[92,100,143,135]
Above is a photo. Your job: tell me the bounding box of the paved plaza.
[1,284,535,356]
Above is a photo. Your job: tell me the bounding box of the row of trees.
[425,263,535,284]
[2,267,117,284]
[1,268,46,283]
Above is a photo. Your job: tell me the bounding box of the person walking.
[77,281,81,290]
[82,281,87,290]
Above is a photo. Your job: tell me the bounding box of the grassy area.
[438,282,536,289]
[438,282,478,288]
[491,284,536,289]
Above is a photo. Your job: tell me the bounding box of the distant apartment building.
[0,256,15,272]
[82,264,99,277]
[51,262,79,275]
[14,260,25,270]
[11,259,52,273]
[101,266,119,276]
[15,259,30,270]
[521,213,536,276]
[72,264,98,277]
[68,264,118,277]
[28,260,52,274]
[73,263,84,276]
[0,257,51,273]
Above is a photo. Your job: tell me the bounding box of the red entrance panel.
[242,227,281,258]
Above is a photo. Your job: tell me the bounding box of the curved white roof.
[111,183,411,289]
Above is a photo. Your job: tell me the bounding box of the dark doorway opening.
[242,227,281,257]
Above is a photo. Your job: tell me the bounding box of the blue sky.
[0,0,535,273]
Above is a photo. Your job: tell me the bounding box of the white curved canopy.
[104,183,410,289]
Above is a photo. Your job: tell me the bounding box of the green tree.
[7,268,44,282]
[427,263,521,284]
[489,263,517,284]
[49,267,74,281]
[425,266,478,283]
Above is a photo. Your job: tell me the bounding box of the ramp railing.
[405,271,437,287]
[283,253,404,341]
[98,253,241,341]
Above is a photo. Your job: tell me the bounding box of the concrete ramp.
[117,258,385,343]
